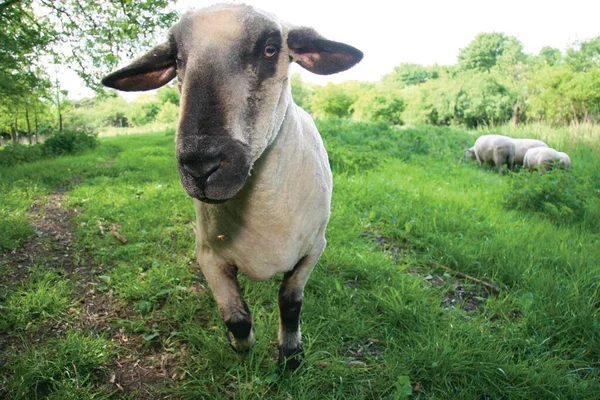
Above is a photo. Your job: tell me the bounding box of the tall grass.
[479,121,600,148]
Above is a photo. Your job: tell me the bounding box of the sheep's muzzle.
[176,136,251,203]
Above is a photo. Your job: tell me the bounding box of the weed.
[504,168,590,223]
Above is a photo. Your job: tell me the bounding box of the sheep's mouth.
[177,157,251,204]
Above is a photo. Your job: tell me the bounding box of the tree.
[291,73,314,111]
[539,47,562,66]
[458,33,525,72]
[382,63,440,87]
[352,85,405,125]
[156,102,179,124]
[310,82,363,119]
[0,0,178,97]
[0,1,54,98]
[565,36,600,72]
[157,83,180,106]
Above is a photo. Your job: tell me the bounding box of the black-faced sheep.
[101,3,363,370]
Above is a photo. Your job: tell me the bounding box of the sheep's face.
[464,148,476,160]
[102,4,362,203]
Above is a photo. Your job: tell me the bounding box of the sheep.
[557,151,572,168]
[523,147,571,172]
[511,138,548,166]
[101,3,363,370]
[464,134,516,174]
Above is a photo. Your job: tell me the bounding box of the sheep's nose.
[180,155,222,182]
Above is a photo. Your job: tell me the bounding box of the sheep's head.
[464,147,476,160]
[102,4,362,203]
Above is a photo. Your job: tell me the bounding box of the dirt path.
[0,174,185,399]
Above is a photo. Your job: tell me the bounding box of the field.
[1,120,599,399]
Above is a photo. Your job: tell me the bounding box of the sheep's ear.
[287,28,363,75]
[101,42,176,92]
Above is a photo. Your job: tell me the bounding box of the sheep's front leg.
[278,245,323,370]
[475,153,483,168]
[201,259,254,352]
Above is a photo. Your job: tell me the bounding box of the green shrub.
[42,130,99,156]
[0,143,44,166]
[0,131,99,167]
[504,169,588,223]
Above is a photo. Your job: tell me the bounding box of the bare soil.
[0,174,187,399]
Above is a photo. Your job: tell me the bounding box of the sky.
[64,0,600,99]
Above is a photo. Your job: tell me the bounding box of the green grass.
[0,270,74,333]
[1,122,599,399]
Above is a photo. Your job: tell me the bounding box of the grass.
[1,121,599,399]
[98,122,175,138]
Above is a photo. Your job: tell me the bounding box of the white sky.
[64,0,600,99]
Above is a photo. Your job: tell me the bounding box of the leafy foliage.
[352,85,405,125]
[287,32,600,127]
[42,130,98,156]
[504,169,589,223]
[0,130,98,166]
[34,0,178,89]
[383,63,441,87]
[310,81,363,119]
[291,73,314,111]
[458,32,525,72]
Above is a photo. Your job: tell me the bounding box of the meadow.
[1,120,599,399]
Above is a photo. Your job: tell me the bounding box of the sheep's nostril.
[181,158,221,180]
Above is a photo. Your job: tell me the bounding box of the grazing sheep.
[557,151,572,168]
[523,147,571,172]
[101,3,362,370]
[512,138,548,166]
[465,134,516,174]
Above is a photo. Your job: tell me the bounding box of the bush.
[504,169,588,223]
[156,102,179,124]
[41,130,98,156]
[0,142,44,166]
[0,130,99,167]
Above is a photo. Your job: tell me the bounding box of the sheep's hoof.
[227,328,254,352]
[278,346,304,371]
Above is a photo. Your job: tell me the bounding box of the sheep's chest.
[193,185,330,281]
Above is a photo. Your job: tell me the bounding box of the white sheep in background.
[523,147,572,172]
[101,3,362,370]
[465,134,516,174]
[557,151,572,168]
[511,138,548,166]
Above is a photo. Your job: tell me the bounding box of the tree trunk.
[34,108,39,143]
[11,114,17,143]
[511,103,519,126]
[55,74,63,133]
[26,107,32,145]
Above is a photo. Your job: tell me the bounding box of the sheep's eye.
[263,44,278,58]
